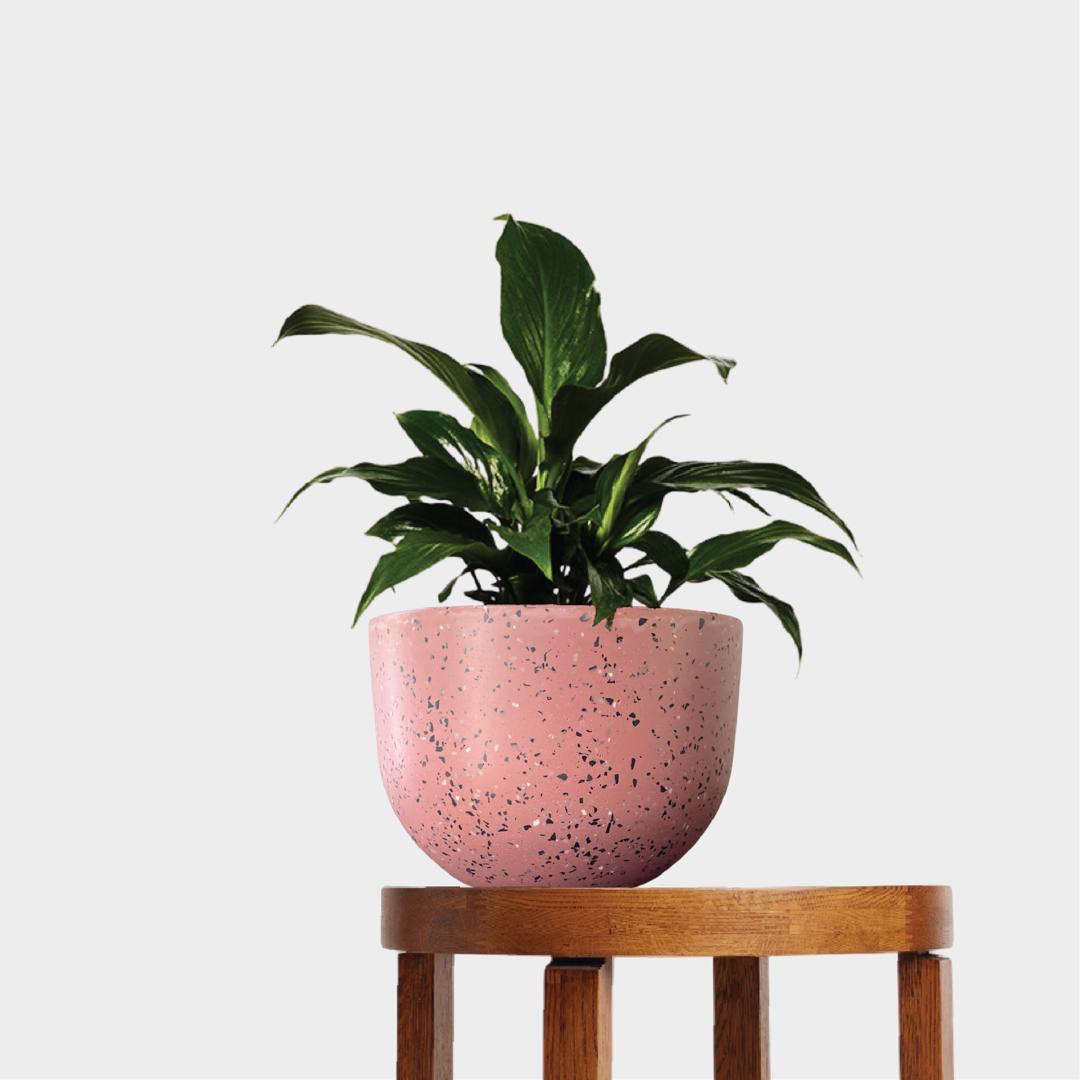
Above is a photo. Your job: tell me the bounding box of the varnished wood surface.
[397,953,453,1080]
[898,952,954,1080]
[382,886,952,957]
[543,958,613,1080]
[714,957,769,1079]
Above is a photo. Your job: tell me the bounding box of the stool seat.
[382,884,952,957]
[382,884,955,1079]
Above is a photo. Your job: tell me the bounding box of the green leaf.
[688,521,857,578]
[468,363,538,478]
[493,506,553,579]
[395,410,520,519]
[354,530,508,625]
[729,489,771,516]
[437,571,468,603]
[544,333,734,481]
[594,416,685,547]
[645,459,854,544]
[560,459,603,518]
[366,503,492,544]
[495,216,606,430]
[584,553,633,627]
[276,305,523,471]
[627,574,661,608]
[606,497,662,550]
[708,569,802,660]
[464,588,501,603]
[279,458,490,517]
[532,487,566,511]
[621,530,690,599]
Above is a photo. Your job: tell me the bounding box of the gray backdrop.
[1,1,1076,1077]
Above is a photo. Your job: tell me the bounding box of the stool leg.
[898,952,953,1080]
[713,956,769,1080]
[397,952,453,1080]
[543,957,613,1080]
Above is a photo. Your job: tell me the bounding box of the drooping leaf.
[275,305,523,469]
[437,571,468,603]
[688,521,858,579]
[464,588,502,603]
[395,410,521,518]
[366,503,492,544]
[495,216,606,430]
[584,553,633,626]
[729,489,771,516]
[279,458,490,517]
[627,574,661,608]
[544,334,734,481]
[354,530,509,624]
[621,530,690,598]
[593,416,685,547]
[493,505,554,580]
[644,459,854,544]
[708,569,802,660]
[570,456,603,475]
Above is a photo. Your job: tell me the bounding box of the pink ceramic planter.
[369,605,742,887]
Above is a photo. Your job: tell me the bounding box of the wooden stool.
[382,885,953,1080]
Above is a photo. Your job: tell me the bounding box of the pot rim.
[368,603,742,630]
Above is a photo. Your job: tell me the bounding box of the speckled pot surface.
[369,605,742,886]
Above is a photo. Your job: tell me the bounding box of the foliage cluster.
[277,217,856,655]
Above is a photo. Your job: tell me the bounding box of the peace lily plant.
[275,216,856,657]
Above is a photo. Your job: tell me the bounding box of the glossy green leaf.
[606,497,662,550]
[279,457,489,517]
[688,521,858,579]
[544,334,734,481]
[276,305,523,469]
[708,569,802,660]
[355,529,509,625]
[621,530,690,598]
[495,216,606,429]
[561,459,603,518]
[584,553,633,627]
[437,571,468,603]
[468,363,538,478]
[729,489,771,515]
[396,410,520,518]
[366,503,492,544]
[594,416,685,547]
[645,459,854,544]
[493,506,554,580]
[627,574,661,608]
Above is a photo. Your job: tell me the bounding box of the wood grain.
[382,886,952,957]
[898,952,953,1080]
[543,958,612,1080]
[397,952,453,1080]
[714,957,769,1079]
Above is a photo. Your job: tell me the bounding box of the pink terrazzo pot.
[369,604,742,886]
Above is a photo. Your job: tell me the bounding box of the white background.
[1,2,1076,1078]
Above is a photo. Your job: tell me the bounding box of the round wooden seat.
[381,884,952,957]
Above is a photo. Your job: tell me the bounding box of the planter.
[369,605,742,886]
